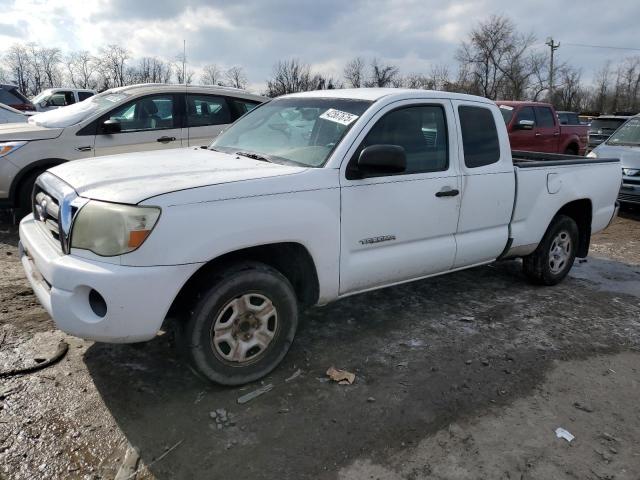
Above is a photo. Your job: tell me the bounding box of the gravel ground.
[0,209,639,480]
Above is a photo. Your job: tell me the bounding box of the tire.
[15,170,42,219]
[523,215,579,286]
[564,146,578,156]
[179,262,298,386]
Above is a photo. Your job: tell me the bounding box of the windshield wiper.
[235,151,272,163]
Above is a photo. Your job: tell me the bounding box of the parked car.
[497,101,588,155]
[556,111,580,125]
[0,83,266,211]
[18,88,621,385]
[587,115,631,151]
[0,84,36,113]
[0,103,28,124]
[32,88,96,112]
[588,115,640,206]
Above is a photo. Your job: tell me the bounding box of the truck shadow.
[84,258,638,479]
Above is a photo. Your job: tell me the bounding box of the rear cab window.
[458,105,501,168]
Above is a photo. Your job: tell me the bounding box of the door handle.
[553,132,560,136]
[535,132,541,137]
[157,136,176,143]
[75,145,93,152]
[435,188,460,198]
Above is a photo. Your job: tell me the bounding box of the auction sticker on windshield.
[320,109,359,126]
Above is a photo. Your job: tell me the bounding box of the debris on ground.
[326,367,355,385]
[367,397,376,403]
[573,401,594,413]
[555,427,575,442]
[0,341,69,377]
[285,369,302,383]
[237,384,274,404]
[209,408,236,429]
[114,443,140,480]
[123,440,183,479]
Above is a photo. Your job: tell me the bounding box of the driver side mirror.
[357,145,406,177]
[515,119,535,130]
[102,119,121,134]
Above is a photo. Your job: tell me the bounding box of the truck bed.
[512,150,619,168]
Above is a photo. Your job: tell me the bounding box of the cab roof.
[283,88,494,104]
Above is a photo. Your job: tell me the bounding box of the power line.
[564,42,640,52]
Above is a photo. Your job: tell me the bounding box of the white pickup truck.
[18,88,621,385]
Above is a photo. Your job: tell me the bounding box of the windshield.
[498,105,514,124]
[211,97,372,167]
[32,90,52,104]
[607,117,640,146]
[28,92,130,128]
[590,118,627,132]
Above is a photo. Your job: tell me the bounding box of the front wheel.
[179,262,298,385]
[523,215,579,285]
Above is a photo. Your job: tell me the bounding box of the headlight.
[0,141,27,158]
[71,200,161,256]
[586,150,598,158]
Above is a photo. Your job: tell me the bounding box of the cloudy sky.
[1,0,639,92]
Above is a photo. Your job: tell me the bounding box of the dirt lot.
[1,209,639,480]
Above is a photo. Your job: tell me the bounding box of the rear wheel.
[564,146,578,156]
[523,215,578,285]
[178,262,298,385]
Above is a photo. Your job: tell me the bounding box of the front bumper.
[19,214,202,343]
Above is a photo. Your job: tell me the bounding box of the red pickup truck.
[497,101,588,155]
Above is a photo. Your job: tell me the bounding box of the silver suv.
[588,115,640,206]
[0,84,266,211]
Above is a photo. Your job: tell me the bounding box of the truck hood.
[594,144,640,169]
[0,122,63,141]
[48,148,307,204]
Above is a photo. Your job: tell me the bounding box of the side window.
[231,98,260,118]
[355,105,448,175]
[187,94,231,127]
[558,113,568,125]
[104,95,175,133]
[535,107,555,128]
[78,91,93,101]
[458,105,501,168]
[515,106,535,125]
[63,91,75,105]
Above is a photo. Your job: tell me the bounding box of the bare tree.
[201,64,223,85]
[343,57,364,88]
[5,44,31,94]
[365,58,399,87]
[66,51,97,89]
[225,66,248,89]
[98,44,130,88]
[456,15,537,100]
[265,59,314,97]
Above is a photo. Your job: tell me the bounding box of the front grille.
[32,184,63,248]
[618,192,640,204]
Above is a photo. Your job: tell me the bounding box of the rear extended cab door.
[451,100,515,267]
[533,106,560,153]
[93,93,184,156]
[338,98,461,295]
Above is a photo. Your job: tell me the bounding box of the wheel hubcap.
[211,293,278,365]
[548,230,572,275]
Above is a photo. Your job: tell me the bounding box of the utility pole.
[546,37,560,103]
[182,40,186,85]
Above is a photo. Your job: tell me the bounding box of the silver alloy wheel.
[548,230,572,274]
[211,293,278,365]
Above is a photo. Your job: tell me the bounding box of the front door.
[339,101,461,295]
[94,94,183,157]
[509,106,536,151]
